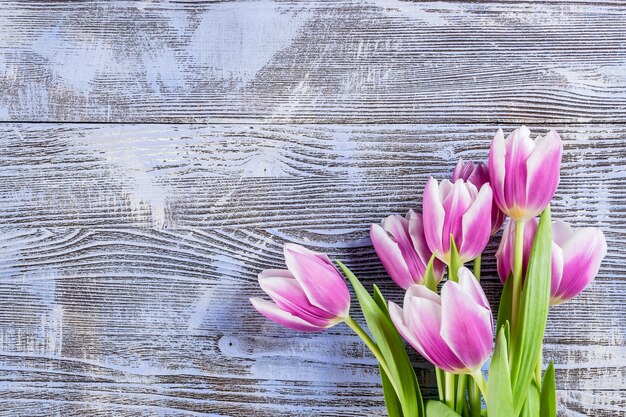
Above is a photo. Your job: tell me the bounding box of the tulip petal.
[383,214,428,285]
[496,220,514,284]
[489,129,507,213]
[550,242,564,297]
[404,284,441,309]
[457,267,490,311]
[389,301,425,357]
[406,210,429,267]
[504,126,534,213]
[370,223,413,289]
[407,296,466,373]
[407,210,446,282]
[423,178,446,260]
[491,203,506,235]
[459,183,492,262]
[250,298,324,332]
[440,281,493,371]
[259,273,338,327]
[552,219,574,246]
[284,243,350,318]
[525,130,562,219]
[551,228,607,304]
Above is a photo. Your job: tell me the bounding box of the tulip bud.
[422,178,493,264]
[496,219,606,305]
[250,244,350,331]
[389,267,493,374]
[488,126,562,221]
[370,210,445,290]
[452,159,506,235]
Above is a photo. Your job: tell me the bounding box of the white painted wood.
[1,0,624,414]
[0,228,623,416]
[0,1,625,123]
[0,123,624,415]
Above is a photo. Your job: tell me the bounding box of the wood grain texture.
[1,123,624,229]
[1,1,626,123]
[0,227,623,416]
[0,123,624,415]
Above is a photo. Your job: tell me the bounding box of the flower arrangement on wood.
[250,127,607,417]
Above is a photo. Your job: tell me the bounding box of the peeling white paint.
[188,1,310,84]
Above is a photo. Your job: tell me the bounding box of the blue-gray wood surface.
[0,1,624,416]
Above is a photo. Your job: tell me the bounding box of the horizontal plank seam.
[1,120,626,127]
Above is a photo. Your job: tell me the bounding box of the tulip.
[422,178,493,264]
[452,159,506,235]
[370,210,445,289]
[496,219,606,305]
[488,126,562,222]
[250,243,350,331]
[389,267,493,374]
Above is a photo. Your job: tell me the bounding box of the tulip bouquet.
[250,127,607,417]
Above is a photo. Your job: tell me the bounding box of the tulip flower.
[250,243,350,331]
[370,210,445,289]
[488,126,562,222]
[496,219,607,305]
[422,178,493,264]
[551,221,607,304]
[452,159,506,235]
[389,267,493,374]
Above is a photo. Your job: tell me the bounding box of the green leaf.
[426,400,462,417]
[449,236,462,282]
[510,206,553,415]
[521,379,541,417]
[373,285,391,320]
[336,261,424,417]
[381,364,403,417]
[487,325,514,417]
[540,362,556,417]
[423,254,438,292]
[496,273,513,341]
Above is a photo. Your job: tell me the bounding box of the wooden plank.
[1,1,626,123]
[0,123,624,229]
[0,227,623,416]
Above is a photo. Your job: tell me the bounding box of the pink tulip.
[422,178,493,264]
[452,159,506,235]
[250,244,350,331]
[370,210,445,289]
[389,267,493,374]
[488,126,562,221]
[551,221,607,304]
[496,219,606,305]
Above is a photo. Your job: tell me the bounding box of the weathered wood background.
[0,1,624,416]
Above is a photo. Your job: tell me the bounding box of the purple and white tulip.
[551,221,607,304]
[496,219,607,305]
[250,244,350,331]
[488,126,562,222]
[452,159,506,235]
[370,210,445,290]
[389,267,493,374]
[422,178,493,264]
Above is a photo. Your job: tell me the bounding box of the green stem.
[455,374,467,415]
[470,371,488,405]
[468,379,481,417]
[511,220,526,335]
[344,317,398,395]
[445,372,456,410]
[436,367,445,402]
[473,254,481,281]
